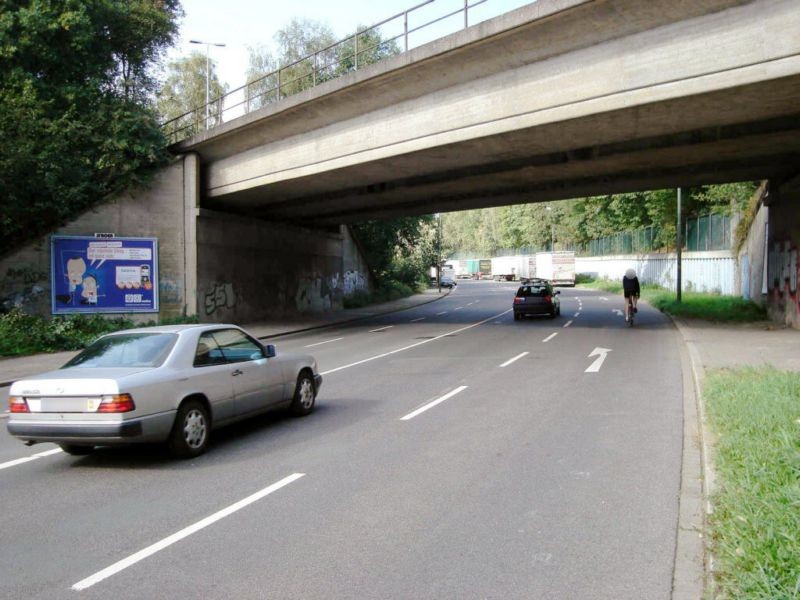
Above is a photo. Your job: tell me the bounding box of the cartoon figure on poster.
[51,236,158,314]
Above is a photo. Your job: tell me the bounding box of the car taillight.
[544,295,552,302]
[9,396,29,413]
[514,297,524,304]
[97,394,136,413]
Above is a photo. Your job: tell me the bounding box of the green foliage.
[647,291,766,322]
[734,183,767,254]
[704,367,800,599]
[576,281,767,321]
[158,52,228,138]
[0,0,180,258]
[0,309,201,357]
[350,216,435,289]
[342,280,416,309]
[0,308,133,356]
[245,18,400,108]
[442,183,760,256]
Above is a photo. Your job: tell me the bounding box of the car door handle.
[231,369,243,376]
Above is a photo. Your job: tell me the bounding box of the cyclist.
[623,268,640,322]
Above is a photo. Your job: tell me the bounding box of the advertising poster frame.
[50,236,159,314]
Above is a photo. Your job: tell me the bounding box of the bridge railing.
[162,0,501,143]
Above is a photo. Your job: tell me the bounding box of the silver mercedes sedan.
[7,324,322,458]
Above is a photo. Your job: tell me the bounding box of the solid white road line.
[563,320,573,328]
[410,317,426,322]
[0,447,62,472]
[499,352,529,368]
[72,473,305,591]
[542,332,558,343]
[304,337,344,348]
[369,326,394,333]
[321,310,512,376]
[400,386,468,421]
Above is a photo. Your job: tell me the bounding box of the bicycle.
[626,296,637,327]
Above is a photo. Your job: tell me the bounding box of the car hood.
[9,368,152,396]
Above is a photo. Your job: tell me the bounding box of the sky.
[170,0,534,91]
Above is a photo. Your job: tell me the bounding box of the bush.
[342,280,417,309]
[0,310,202,357]
[647,291,766,322]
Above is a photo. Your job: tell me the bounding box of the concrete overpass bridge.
[176,0,800,225]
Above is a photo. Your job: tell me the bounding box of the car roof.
[102,324,242,335]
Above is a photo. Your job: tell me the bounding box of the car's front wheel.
[59,444,94,456]
[290,371,316,417]
[168,400,210,458]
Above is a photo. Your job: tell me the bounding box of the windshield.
[63,333,178,369]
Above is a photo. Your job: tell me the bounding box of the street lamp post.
[189,40,226,129]
[545,206,554,250]
[436,213,442,293]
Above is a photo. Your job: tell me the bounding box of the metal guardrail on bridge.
[163,0,511,143]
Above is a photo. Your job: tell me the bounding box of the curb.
[0,290,452,389]
[669,315,718,599]
[256,289,451,341]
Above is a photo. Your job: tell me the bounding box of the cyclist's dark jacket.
[623,275,640,297]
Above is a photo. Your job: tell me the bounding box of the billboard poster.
[51,236,159,314]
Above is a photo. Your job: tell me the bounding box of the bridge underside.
[205,79,800,224]
[181,0,800,225]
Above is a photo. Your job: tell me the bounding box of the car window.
[194,333,226,367]
[63,333,178,368]
[516,285,549,297]
[210,329,264,364]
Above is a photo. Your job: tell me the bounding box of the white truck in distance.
[530,251,576,286]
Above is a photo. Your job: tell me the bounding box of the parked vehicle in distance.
[530,251,576,286]
[440,276,457,288]
[6,324,322,458]
[513,279,561,319]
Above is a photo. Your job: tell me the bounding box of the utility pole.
[676,187,683,303]
[437,213,442,293]
[189,40,226,129]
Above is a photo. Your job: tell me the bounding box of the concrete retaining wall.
[0,156,196,320]
[196,212,371,323]
[577,251,736,295]
[768,176,800,328]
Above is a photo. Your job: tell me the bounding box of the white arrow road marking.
[612,309,623,317]
[585,347,612,373]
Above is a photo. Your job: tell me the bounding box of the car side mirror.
[264,344,276,358]
[555,290,561,295]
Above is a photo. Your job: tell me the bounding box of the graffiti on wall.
[768,240,799,323]
[344,270,366,295]
[204,282,236,315]
[1,265,48,312]
[294,270,368,313]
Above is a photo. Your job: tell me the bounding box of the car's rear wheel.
[59,444,94,456]
[168,400,210,458]
[514,312,521,321]
[290,371,316,417]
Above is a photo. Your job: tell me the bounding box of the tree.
[0,0,181,257]
[245,45,279,111]
[158,52,228,139]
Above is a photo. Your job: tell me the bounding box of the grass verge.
[577,278,766,322]
[703,367,800,599]
[343,280,418,309]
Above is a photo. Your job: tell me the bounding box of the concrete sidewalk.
[0,288,450,387]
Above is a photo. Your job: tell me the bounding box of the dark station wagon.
[513,279,561,320]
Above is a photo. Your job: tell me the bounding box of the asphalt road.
[0,280,684,600]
